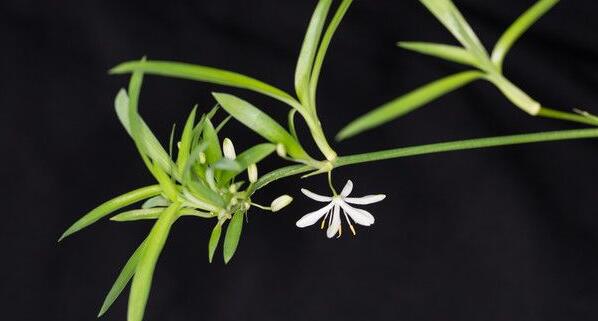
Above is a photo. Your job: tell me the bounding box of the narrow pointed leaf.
[142,195,169,209]
[111,208,211,222]
[128,202,180,321]
[288,109,299,140]
[115,89,179,180]
[310,0,353,106]
[223,210,244,264]
[97,240,147,317]
[212,93,310,160]
[398,41,479,67]
[59,185,161,241]
[208,223,222,263]
[110,60,300,109]
[337,71,483,140]
[213,158,243,172]
[151,161,178,201]
[419,0,490,64]
[491,0,559,69]
[295,0,332,104]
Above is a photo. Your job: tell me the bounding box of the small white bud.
[223,138,236,159]
[198,152,207,164]
[276,143,287,157]
[271,195,293,212]
[244,202,251,210]
[228,184,238,193]
[177,141,182,149]
[247,164,258,183]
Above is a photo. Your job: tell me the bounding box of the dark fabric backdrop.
[3,0,598,320]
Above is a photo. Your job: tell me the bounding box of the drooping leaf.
[97,239,147,317]
[110,60,300,108]
[309,0,353,106]
[115,89,179,180]
[128,202,180,321]
[223,210,244,264]
[295,0,332,105]
[212,93,309,160]
[336,71,483,140]
[491,0,559,69]
[398,41,479,67]
[220,143,276,184]
[58,185,161,241]
[208,223,222,263]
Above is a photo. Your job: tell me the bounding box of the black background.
[3,0,598,320]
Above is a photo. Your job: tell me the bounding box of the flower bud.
[276,143,287,157]
[271,195,293,212]
[198,151,207,164]
[223,138,236,159]
[247,164,258,183]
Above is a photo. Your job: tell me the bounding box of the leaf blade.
[208,223,222,263]
[97,240,147,317]
[127,202,180,321]
[336,71,483,140]
[295,0,332,104]
[491,0,559,69]
[58,185,162,241]
[223,210,244,264]
[398,41,479,67]
[212,93,309,160]
[111,60,299,109]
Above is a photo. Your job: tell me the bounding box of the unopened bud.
[198,152,207,164]
[276,143,287,157]
[271,195,293,212]
[247,164,258,183]
[223,138,236,159]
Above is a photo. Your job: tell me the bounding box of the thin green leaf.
[215,115,233,133]
[419,0,490,65]
[250,164,309,193]
[309,0,353,107]
[58,185,161,241]
[398,41,479,67]
[288,109,299,140]
[128,202,180,321]
[336,71,483,140]
[295,0,332,105]
[187,180,225,209]
[111,208,211,222]
[110,60,300,109]
[208,223,222,263]
[97,239,147,317]
[176,106,198,172]
[115,89,179,180]
[220,143,276,184]
[203,118,222,164]
[491,0,559,69]
[223,210,244,264]
[212,93,310,160]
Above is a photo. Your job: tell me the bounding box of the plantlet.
[337,0,598,140]
[58,1,598,320]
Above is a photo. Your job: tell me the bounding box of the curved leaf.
[336,71,483,140]
[223,210,244,264]
[398,41,479,67]
[58,185,161,241]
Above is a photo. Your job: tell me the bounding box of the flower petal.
[339,201,375,226]
[340,180,353,197]
[301,188,332,202]
[326,205,341,238]
[344,194,386,205]
[296,202,334,228]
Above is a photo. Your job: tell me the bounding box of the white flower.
[296,180,385,238]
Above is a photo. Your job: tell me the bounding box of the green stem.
[254,128,598,190]
[538,107,598,127]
